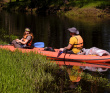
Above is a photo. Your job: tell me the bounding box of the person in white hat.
[60,27,83,54]
[11,28,34,48]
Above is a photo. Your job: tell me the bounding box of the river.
[0,10,110,93]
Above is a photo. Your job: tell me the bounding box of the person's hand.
[59,48,65,51]
[16,39,21,43]
[16,39,19,42]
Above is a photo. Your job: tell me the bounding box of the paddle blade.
[33,42,45,48]
[57,50,63,57]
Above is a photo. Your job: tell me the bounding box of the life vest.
[73,35,83,49]
[23,34,33,46]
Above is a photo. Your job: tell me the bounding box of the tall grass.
[0,48,110,92]
[0,49,69,93]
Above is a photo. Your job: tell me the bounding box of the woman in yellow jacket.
[60,27,83,54]
[11,28,34,48]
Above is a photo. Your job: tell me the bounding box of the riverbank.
[64,7,110,18]
[0,48,110,92]
[0,1,110,17]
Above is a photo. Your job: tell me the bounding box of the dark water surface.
[0,11,110,92]
[0,11,110,52]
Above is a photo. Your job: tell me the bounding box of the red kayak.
[0,45,110,64]
[53,60,110,69]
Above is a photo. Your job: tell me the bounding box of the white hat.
[68,27,79,34]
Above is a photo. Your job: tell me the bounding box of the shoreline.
[64,7,110,18]
[0,1,110,18]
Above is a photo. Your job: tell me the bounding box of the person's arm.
[60,37,74,51]
[16,38,23,42]
[20,35,31,45]
[60,44,73,51]
[64,44,73,50]
[16,36,31,45]
[18,39,29,44]
[20,38,23,41]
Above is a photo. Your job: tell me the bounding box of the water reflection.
[102,21,110,52]
[81,66,108,72]
[65,64,109,92]
[66,66,82,89]
[0,11,110,52]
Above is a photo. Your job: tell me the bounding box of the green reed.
[0,48,110,93]
[0,49,70,93]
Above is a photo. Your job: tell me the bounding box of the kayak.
[0,45,110,64]
[54,61,110,69]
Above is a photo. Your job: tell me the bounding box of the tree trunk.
[63,0,68,4]
[16,0,19,2]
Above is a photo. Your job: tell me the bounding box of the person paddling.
[11,28,34,48]
[60,27,83,54]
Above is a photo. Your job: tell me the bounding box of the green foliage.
[81,71,110,88]
[75,85,82,93]
[0,28,19,44]
[2,0,110,13]
[4,34,18,41]
[0,48,110,92]
[0,40,7,44]
[68,0,110,8]
[0,49,70,93]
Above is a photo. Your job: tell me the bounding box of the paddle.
[57,50,63,57]
[33,42,45,48]
[57,48,67,57]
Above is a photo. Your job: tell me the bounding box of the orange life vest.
[23,34,33,46]
[73,35,83,49]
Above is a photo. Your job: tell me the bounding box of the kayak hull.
[0,45,110,64]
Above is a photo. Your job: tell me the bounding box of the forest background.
[0,0,110,17]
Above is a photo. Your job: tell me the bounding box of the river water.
[0,11,110,52]
[0,10,110,92]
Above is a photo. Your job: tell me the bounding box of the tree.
[16,0,19,2]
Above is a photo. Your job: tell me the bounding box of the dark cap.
[67,27,79,35]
